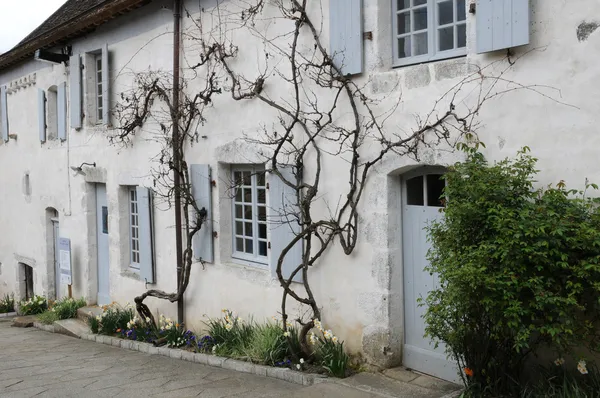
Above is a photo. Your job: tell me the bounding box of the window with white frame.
[129,187,141,267]
[95,54,103,123]
[393,0,467,66]
[231,167,268,265]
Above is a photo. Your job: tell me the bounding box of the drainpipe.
[172,0,184,325]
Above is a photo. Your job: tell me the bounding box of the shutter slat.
[69,54,82,129]
[57,82,67,141]
[329,0,363,75]
[477,0,530,53]
[268,166,303,283]
[38,89,46,143]
[137,186,155,284]
[190,164,214,263]
[101,44,110,126]
[0,86,8,142]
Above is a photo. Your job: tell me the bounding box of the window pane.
[245,239,253,254]
[235,187,242,202]
[398,0,410,10]
[245,222,253,237]
[413,8,427,30]
[414,32,428,55]
[236,221,243,235]
[259,223,267,239]
[259,241,267,256]
[257,189,265,204]
[427,174,446,207]
[242,172,251,185]
[258,206,266,221]
[257,172,265,187]
[438,1,454,25]
[406,176,424,206]
[236,238,244,252]
[235,204,243,218]
[234,171,242,185]
[397,12,410,34]
[439,26,454,51]
[243,188,252,203]
[413,0,426,5]
[244,205,253,220]
[457,24,466,48]
[398,37,411,58]
[457,0,466,21]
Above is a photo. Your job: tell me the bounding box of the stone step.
[77,306,102,324]
[11,315,37,328]
[54,318,91,338]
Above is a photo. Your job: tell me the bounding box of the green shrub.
[310,320,349,377]
[19,295,47,315]
[37,297,86,325]
[206,310,254,358]
[241,323,288,366]
[0,293,15,313]
[89,305,134,335]
[157,315,196,348]
[37,310,59,325]
[424,148,600,395]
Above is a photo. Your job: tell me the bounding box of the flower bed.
[87,304,350,378]
[0,293,15,314]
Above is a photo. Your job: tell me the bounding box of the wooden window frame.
[129,187,141,269]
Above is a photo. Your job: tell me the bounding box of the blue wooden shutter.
[69,54,82,129]
[58,82,67,141]
[38,89,46,143]
[268,166,303,283]
[476,0,530,53]
[137,186,155,284]
[190,164,214,263]
[329,0,363,75]
[101,44,110,126]
[0,86,7,142]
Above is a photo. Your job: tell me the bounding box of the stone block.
[253,364,268,377]
[137,342,150,353]
[281,369,304,385]
[434,58,478,81]
[169,349,182,360]
[405,64,431,89]
[158,347,170,357]
[148,346,159,355]
[266,366,288,381]
[129,341,139,351]
[207,355,224,368]
[112,338,122,347]
[120,340,131,350]
[181,350,195,363]
[193,353,209,365]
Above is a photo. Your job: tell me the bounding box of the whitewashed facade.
[1,0,599,381]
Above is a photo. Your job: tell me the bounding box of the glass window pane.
[235,221,243,235]
[242,172,251,186]
[439,26,454,51]
[398,12,410,34]
[413,0,426,5]
[398,0,410,10]
[414,32,428,55]
[245,239,253,254]
[457,23,466,48]
[244,205,253,220]
[413,8,427,30]
[258,206,266,221]
[257,189,265,204]
[257,172,265,187]
[398,37,411,58]
[438,1,454,25]
[245,222,253,237]
[259,223,267,239]
[235,205,243,218]
[243,188,252,203]
[457,0,466,21]
[234,171,242,185]
[406,176,424,206]
[235,187,242,202]
[236,238,244,252]
[427,174,446,207]
[259,241,267,257]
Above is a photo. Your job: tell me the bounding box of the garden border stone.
[31,320,327,386]
[0,312,16,318]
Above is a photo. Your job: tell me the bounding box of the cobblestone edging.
[0,312,17,318]
[32,322,327,387]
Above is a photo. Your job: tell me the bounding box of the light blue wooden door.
[402,170,459,383]
[96,184,110,305]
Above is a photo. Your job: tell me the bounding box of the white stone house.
[0,0,599,382]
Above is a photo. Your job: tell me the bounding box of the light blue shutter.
[190,164,214,263]
[268,166,303,283]
[329,0,363,75]
[476,0,530,53]
[57,82,67,141]
[69,54,82,129]
[38,89,46,143]
[101,44,110,126]
[0,86,7,142]
[137,186,155,284]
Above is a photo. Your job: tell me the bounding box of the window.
[231,167,268,265]
[129,187,140,267]
[405,173,446,207]
[393,0,467,66]
[95,54,103,123]
[46,86,58,140]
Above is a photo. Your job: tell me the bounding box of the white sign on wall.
[58,237,72,285]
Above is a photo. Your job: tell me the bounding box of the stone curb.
[33,322,325,386]
[0,312,17,318]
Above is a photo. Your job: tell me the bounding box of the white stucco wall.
[1,0,599,368]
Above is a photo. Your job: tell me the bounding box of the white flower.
[300,358,304,364]
[332,336,339,344]
[323,330,333,340]
[212,345,217,353]
[554,358,565,366]
[225,323,233,331]
[313,319,322,331]
[309,332,318,345]
[578,360,588,375]
[296,364,301,370]
[145,317,151,323]
[283,331,290,337]
[95,315,102,321]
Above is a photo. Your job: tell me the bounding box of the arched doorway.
[401,167,458,382]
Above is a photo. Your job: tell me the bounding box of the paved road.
[0,319,303,398]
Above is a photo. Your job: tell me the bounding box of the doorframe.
[95,183,111,305]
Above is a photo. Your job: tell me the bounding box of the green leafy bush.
[0,293,15,313]
[206,310,254,358]
[87,305,134,335]
[424,148,600,396]
[37,297,86,325]
[241,323,289,366]
[19,295,47,315]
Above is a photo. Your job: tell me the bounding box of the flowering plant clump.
[19,295,47,315]
[310,319,349,378]
[87,303,135,335]
[0,293,15,313]
[197,335,215,353]
[37,297,87,325]
[119,314,156,343]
